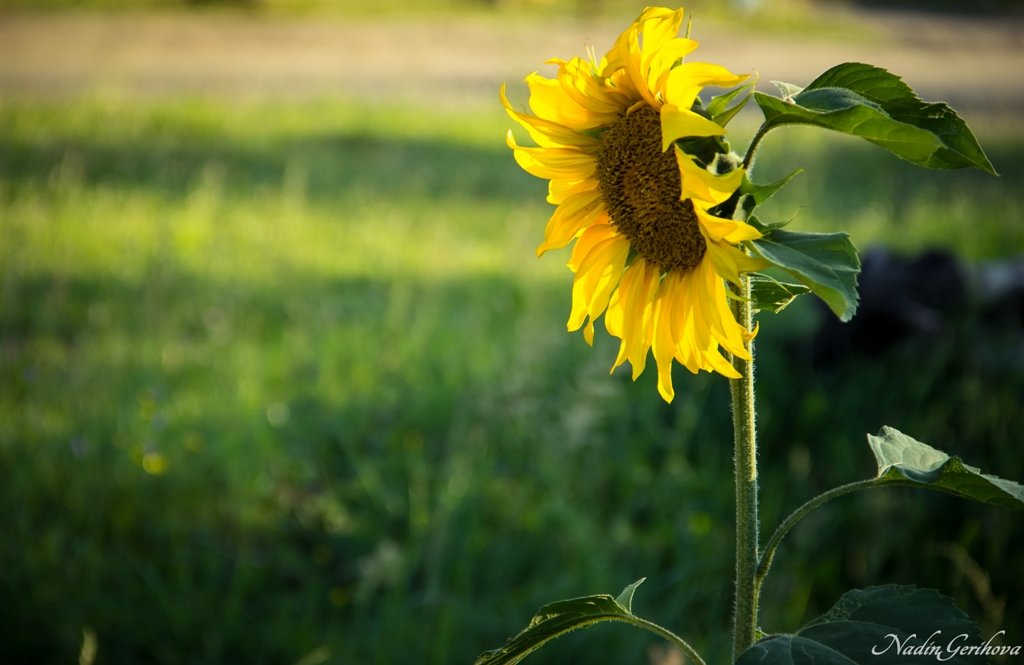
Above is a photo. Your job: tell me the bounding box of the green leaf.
[475,593,632,665]
[736,585,987,665]
[749,274,810,314]
[476,579,704,665]
[754,63,996,174]
[749,230,861,321]
[869,426,1024,510]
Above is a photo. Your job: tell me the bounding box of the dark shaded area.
[833,0,1024,15]
[811,247,1024,364]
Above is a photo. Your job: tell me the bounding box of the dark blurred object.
[812,247,1024,365]
[976,254,1024,328]
[831,0,1024,15]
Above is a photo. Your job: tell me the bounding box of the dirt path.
[0,9,1022,112]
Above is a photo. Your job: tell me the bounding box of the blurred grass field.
[2,6,1024,663]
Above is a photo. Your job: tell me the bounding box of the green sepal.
[614,577,645,611]
[749,230,861,321]
[870,426,1024,510]
[737,169,803,221]
[736,585,986,665]
[754,62,996,174]
[749,215,786,235]
[749,273,811,314]
[770,79,804,101]
[675,135,730,169]
[746,215,791,234]
[706,78,756,127]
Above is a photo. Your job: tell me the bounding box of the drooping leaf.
[475,593,632,665]
[736,585,987,665]
[754,62,996,174]
[749,230,861,321]
[749,274,811,314]
[475,579,698,665]
[869,426,1024,510]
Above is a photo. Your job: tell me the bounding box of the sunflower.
[502,6,766,402]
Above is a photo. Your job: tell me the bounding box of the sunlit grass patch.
[0,96,558,283]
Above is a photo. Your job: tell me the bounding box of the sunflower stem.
[741,123,772,170]
[729,275,759,659]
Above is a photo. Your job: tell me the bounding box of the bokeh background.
[1,0,1022,663]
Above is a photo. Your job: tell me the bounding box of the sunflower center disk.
[597,105,705,274]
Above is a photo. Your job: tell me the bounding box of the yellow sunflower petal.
[607,7,686,109]
[664,271,703,375]
[607,259,659,379]
[647,38,700,100]
[664,62,748,110]
[602,8,653,79]
[702,343,742,378]
[639,7,687,79]
[547,177,598,205]
[694,206,761,244]
[703,240,768,286]
[660,106,726,150]
[551,56,626,121]
[501,83,599,150]
[583,237,630,327]
[604,260,633,339]
[507,130,597,180]
[685,270,715,353]
[567,231,629,335]
[567,222,618,271]
[650,277,683,402]
[536,189,605,257]
[526,72,607,129]
[675,149,744,204]
[692,258,749,361]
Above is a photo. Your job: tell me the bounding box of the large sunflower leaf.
[736,586,987,665]
[754,62,996,174]
[869,426,1024,510]
[475,579,699,665]
[749,230,861,321]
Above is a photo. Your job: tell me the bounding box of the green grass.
[1,94,1022,664]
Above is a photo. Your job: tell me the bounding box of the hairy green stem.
[754,478,922,593]
[742,123,773,171]
[729,275,759,659]
[625,616,708,665]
